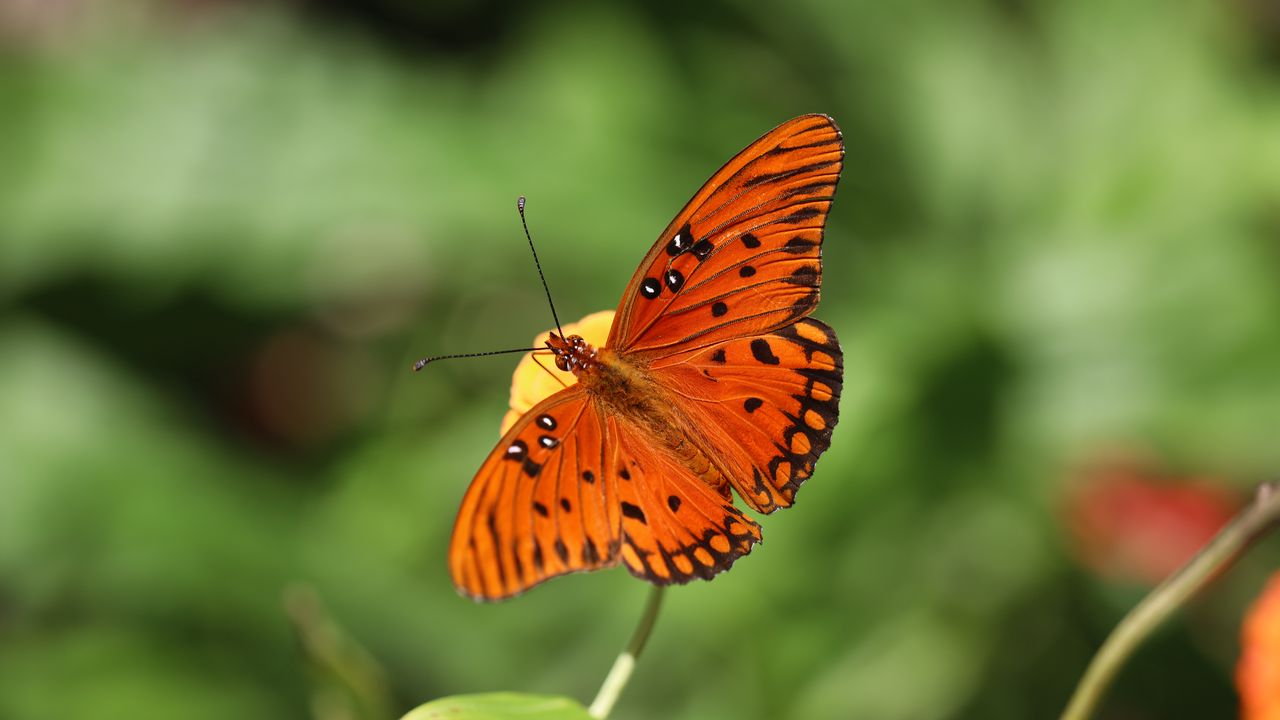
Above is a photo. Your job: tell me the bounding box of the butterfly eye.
[555,355,570,372]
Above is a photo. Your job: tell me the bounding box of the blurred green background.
[2,0,1279,718]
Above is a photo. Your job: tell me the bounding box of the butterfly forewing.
[607,114,843,355]
[449,388,621,600]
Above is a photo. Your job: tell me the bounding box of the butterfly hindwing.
[449,388,622,601]
[646,318,843,513]
[606,414,763,584]
[608,114,843,355]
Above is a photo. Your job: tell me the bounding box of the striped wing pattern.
[447,116,844,600]
[449,388,620,600]
[607,114,843,356]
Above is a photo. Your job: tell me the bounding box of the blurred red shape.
[1239,572,1280,720]
[1065,460,1239,585]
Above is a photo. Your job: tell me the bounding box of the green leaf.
[400,693,594,720]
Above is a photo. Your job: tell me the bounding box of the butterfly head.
[546,333,598,375]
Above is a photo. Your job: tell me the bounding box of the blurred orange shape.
[500,310,614,434]
[1239,572,1280,720]
[1065,461,1238,585]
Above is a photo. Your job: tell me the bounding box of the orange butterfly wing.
[606,413,763,583]
[605,113,845,514]
[607,114,843,355]
[449,384,766,598]
[449,387,621,601]
[647,318,843,513]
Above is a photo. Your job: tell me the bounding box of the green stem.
[588,585,666,719]
[283,584,393,720]
[1060,481,1280,720]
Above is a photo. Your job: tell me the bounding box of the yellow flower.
[500,310,614,434]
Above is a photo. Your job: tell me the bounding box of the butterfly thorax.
[547,334,651,414]
[548,336,729,493]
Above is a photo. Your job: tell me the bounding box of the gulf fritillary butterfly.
[451,114,844,601]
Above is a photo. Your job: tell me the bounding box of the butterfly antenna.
[412,347,540,372]
[518,196,565,339]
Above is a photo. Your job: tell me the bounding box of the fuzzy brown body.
[550,336,725,491]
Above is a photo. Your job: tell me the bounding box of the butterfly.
[450,114,844,601]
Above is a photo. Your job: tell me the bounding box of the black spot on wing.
[783,236,819,254]
[640,278,661,299]
[750,338,781,365]
[666,223,693,256]
[504,440,528,461]
[786,291,820,322]
[664,268,685,292]
[785,265,820,287]
[621,502,647,523]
